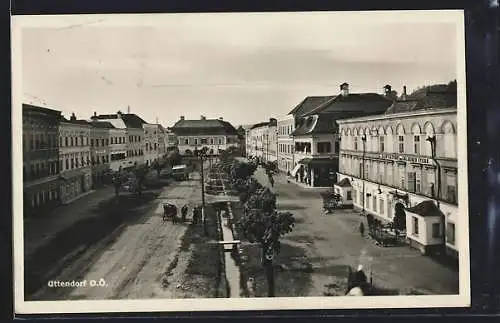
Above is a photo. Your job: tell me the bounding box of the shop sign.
[381,153,431,165]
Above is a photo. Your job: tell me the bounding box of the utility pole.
[361,134,367,214]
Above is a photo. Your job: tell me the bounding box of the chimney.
[200,115,206,120]
[90,111,98,120]
[219,117,223,120]
[340,82,349,96]
[117,110,123,119]
[180,116,185,120]
[127,105,131,114]
[402,85,408,101]
[70,113,77,121]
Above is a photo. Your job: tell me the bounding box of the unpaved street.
[28,174,204,301]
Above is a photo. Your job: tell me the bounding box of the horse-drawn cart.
[162,202,178,223]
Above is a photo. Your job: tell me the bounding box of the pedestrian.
[359,222,365,237]
[181,204,188,223]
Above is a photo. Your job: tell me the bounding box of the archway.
[394,202,406,231]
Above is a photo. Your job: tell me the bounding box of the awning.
[299,157,336,167]
[290,163,303,177]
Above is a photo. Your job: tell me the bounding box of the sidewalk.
[24,186,117,258]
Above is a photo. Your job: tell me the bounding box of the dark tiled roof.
[171,118,238,135]
[90,121,115,129]
[405,200,444,218]
[386,83,457,114]
[336,178,352,187]
[288,96,334,117]
[23,103,62,116]
[93,113,148,128]
[60,116,91,126]
[250,122,270,130]
[309,93,393,116]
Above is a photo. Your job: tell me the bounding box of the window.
[379,136,385,152]
[201,138,208,144]
[65,159,69,170]
[334,141,340,153]
[432,223,441,238]
[413,135,420,154]
[407,172,416,192]
[354,137,358,150]
[398,135,404,153]
[210,138,214,144]
[194,138,198,145]
[415,172,421,193]
[347,191,352,200]
[412,217,419,236]
[447,185,457,204]
[446,222,455,245]
[317,142,331,153]
[379,199,384,216]
[184,139,189,145]
[373,196,377,212]
[91,139,94,147]
[65,137,68,146]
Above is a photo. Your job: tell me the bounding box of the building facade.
[90,121,112,187]
[277,114,295,173]
[336,91,458,258]
[92,111,148,170]
[143,123,161,166]
[289,83,393,187]
[108,127,127,171]
[58,114,92,204]
[171,115,239,156]
[22,104,62,216]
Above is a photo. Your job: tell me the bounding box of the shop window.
[432,223,441,238]
[412,217,419,236]
[446,222,455,245]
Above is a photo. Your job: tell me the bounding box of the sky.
[20,12,460,128]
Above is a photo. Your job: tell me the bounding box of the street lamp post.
[361,134,367,214]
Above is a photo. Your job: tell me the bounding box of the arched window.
[396,124,405,153]
[442,121,456,159]
[411,123,422,155]
[378,126,386,153]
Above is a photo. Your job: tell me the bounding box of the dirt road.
[29,174,204,300]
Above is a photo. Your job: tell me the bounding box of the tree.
[133,165,148,195]
[112,167,124,204]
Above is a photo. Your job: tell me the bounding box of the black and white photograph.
[12,10,469,314]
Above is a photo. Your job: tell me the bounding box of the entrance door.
[394,202,406,231]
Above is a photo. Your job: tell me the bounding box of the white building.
[171,115,239,156]
[58,113,92,203]
[143,123,161,166]
[335,83,458,258]
[92,110,147,170]
[108,127,127,171]
[276,114,295,173]
[245,118,277,162]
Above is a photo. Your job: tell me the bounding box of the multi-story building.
[157,125,167,159]
[89,120,113,187]
[289,83,393,187]
[58,113,92,204]
[164,127,178,150]
[246,121,269,160]
[92,110,147,170]
[143,123,161,166]
[236,125,246,157]
[335,82,458,258]
[276,114,295,173]
[108,127,127,171]
[171,115,239,156]
[22,104,62,216]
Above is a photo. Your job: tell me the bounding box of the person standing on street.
[359,222,365,237]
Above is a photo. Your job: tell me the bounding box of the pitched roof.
[405,200,444,218]
[288,96,334,117]
[93,113,148,129]
[22,103,62,116]
[90,121,115,129]
[171,118,238,135]
[386,83,457,115]
[250,122,270,130]
[309,93,393,116]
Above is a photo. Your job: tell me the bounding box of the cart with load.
[162,202,179,223]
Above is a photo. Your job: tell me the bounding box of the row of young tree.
[214,155,295,297]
